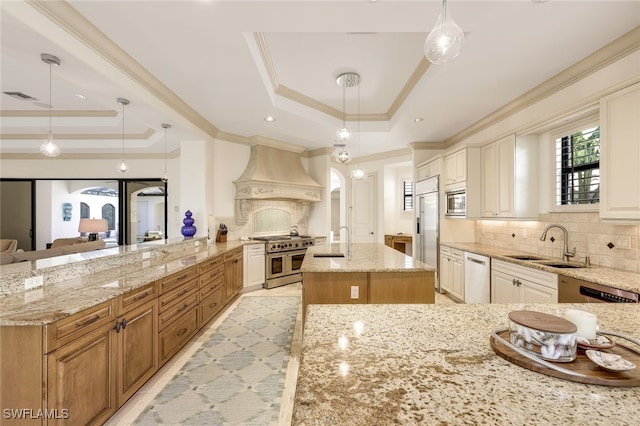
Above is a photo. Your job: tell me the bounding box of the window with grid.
[555,124,600,206]
[403,180,413,211]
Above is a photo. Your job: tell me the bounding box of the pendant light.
[351,78,366,181]
[117,98,129,173]
[39,53,61,157]
[161,123,170,182]
[334,143,351,164]
[424,0,464,65]
[336,72,359,141]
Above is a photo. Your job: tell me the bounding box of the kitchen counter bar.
[293,303,640,425]
[0,239,251,325]
[442,242,640,294]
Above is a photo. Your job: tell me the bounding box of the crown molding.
[0,110,117,118]
[408,141,448,151]
[0,128,156,140]
[443,25,640,148]
[0,148,180,160]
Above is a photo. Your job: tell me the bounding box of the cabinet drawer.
[199,264,224,288]
[158,307,198,366]
[159,266,198,294]
[158,290,199,330]
[440,246,451,255]
[45,299,117,353]
[158,278,199,312]
[224,247,242,262]
[200,274,224,299]
[117,281,158,315]
[451,249,464,259]
[199,287,225,326]
[199,255,224,274]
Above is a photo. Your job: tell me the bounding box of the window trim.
[548,116,600,213]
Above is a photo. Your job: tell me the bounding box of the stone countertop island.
[301,244,436,315]
[293,303,640,425]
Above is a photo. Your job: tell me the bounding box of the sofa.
[0,238,105,265]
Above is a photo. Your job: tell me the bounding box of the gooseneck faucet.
[338,225,352,257]
[539,224,576,262]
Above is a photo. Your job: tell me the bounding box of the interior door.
[0,180,34,251]
[121,180,167,245]
[352,172,377,243]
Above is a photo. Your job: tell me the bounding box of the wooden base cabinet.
[47,321,117,426]
[224,248,243,300]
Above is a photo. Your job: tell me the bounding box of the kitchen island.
[292,303,640,425]
[301,243,435,319]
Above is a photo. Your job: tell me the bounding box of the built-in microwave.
[445,189,466,217]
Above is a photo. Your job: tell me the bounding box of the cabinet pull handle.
[177,289,189,297]
[177,328,188,336]
[209,302,218,308]
[132,292,150,302]
[467,257,486,266]
[512,278,516,286]
[113,321,121,333]
[121,318,127,329]
[76,315,100,328]
[177,303,189,313]
[177,274,188,281]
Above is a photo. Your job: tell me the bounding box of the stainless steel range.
[251,235,315,289]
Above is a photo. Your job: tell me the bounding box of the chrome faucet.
[338,225,352,256]
[539,224,576,262]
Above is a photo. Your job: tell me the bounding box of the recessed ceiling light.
[264,116,276,122]
[413,117,424,123]
[75,94,86,99]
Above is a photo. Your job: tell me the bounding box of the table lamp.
[78,218,108,241]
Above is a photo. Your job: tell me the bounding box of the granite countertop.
[0,240,247,326]
[293,303,640,425]
[301,243,435,273]
[441,242,640,294]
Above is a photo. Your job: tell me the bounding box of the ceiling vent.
[3,91,37,101]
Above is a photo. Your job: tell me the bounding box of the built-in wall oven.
[558,275,639,303]
[251,235,315,289]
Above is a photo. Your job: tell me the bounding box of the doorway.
[352,172,377,243]
[0,180,34,251]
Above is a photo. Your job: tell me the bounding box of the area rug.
[134,296,300,425]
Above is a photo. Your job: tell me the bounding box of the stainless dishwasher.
[558,275,639,303]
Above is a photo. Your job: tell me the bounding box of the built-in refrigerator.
[416,176,440,291]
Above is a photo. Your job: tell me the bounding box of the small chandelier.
[335,143,351,164]
[39,53,61,157]
[351,168,366,180]
[161,123,171,182]
[424,0,464,65]
[335,72,360,141]
[117,98,130,173]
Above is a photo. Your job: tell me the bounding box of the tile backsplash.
[475,212,639,273]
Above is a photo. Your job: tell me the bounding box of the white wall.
[307,153,331,239]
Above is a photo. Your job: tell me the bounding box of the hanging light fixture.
[351,76,366,180]
[334,143,351,164]
[39,53,61,157]
[336,72,359,141]
[161,123,171,182]
[117,98,130,173]
[424,0,464,65]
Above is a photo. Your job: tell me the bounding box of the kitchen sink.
[533,261,586,269]
[503,254,547,261]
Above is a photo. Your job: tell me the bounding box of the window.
[102,203,115,230]
[555,124,600,206]
[403,180,413,211]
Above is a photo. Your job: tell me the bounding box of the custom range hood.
[234,144,322,202]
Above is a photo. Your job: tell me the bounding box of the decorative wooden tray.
[490,329,640,387]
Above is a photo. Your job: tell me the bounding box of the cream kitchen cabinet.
[600,82,640,220]
[491,260,557,303]
[444,149,467,186]
[480,134,538,219]
[417,157,442,180]
[439,246,464,302]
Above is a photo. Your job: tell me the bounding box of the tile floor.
[106,284,456,425]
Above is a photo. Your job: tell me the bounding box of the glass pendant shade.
[337,149,351,164]
[424,0,464,65]
[337,126,351,141]
[351,168,366,180]
[118,160,129,173]
[40,132,60,157]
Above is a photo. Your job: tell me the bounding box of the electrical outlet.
[142,251,151,260]
[24,275,43,290]
[350,286,359,299]
[521,229,528,238]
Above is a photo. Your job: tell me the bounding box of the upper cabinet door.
[600,83,640,220]
[481,135,515,218]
